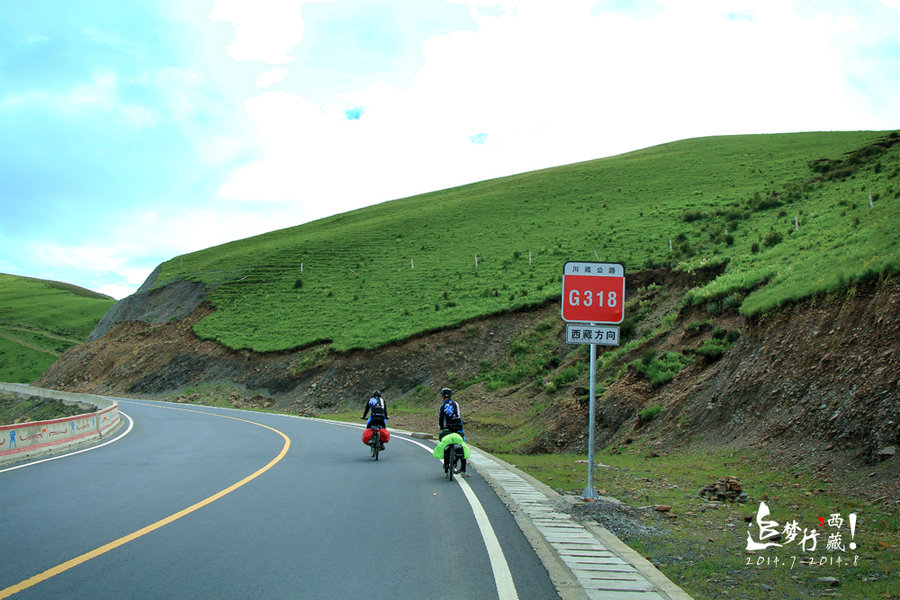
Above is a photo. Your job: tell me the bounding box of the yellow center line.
[1,408,291,599]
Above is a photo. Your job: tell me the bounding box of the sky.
[1,0,898,300]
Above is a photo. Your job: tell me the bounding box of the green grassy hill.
[152,130,899,352]
[0,274,115,383]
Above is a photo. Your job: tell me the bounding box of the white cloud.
[96,283,138,300]
[195,134,249,166]
[24,241,140,299]
[0,68,158,127]
[214,0,895,224]
[209,0,335,64]
[14,201,299,300]
[256,67,289,88]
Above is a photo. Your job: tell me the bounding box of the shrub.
[695,337,729,361]
[696,328,741,361]
[639,405,663,423]
[535,320,554,332]
[510,340,529,356]
[552,365,583,388]
[763,230,783,247]
[685,319,712,333]
[619,317,637,341]
[722,293,742,310]
[747,192,783,212]
[631,352,691,387]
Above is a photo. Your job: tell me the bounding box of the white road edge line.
[0,410,134,474]
[457,475,520,600]
[403,437,519,600]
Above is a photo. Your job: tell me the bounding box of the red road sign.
[561,262,625,323]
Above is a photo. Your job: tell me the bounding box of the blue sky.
[1,0,898,300]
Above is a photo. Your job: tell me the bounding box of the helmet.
[440,387,452,398]
[372,390,381,398]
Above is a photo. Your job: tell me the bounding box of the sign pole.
[560,261,624,502]
[583,339,598,500]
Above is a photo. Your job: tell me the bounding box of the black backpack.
[370,399,386,419]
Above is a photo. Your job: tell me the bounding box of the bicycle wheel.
[373,430,380,461]
[452,447,463,474]
[447,445,456,481]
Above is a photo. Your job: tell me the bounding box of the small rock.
[574,460,612,468]
[817,576,840,587]
[878,445,896,458]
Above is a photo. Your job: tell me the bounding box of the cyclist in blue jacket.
[438,387,468,476]
[363,390,388,427]
[362,390,388,449]
[438,387,463,435]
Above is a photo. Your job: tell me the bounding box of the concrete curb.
[397,429,694,600]
[467,447,695,600]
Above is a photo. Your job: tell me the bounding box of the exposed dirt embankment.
[542,279,899,497]
[41,298,534,413]
[38,274,899,497]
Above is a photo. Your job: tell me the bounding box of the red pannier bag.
[362,428,390,444]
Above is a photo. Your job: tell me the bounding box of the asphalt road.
[0,398,561,599]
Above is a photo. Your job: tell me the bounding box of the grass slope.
[0,274,115,383]
[499,448,898,600]
[152,131,899,352]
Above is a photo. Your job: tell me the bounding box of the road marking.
[0,410,134,474]
[0,407,291,600]
[403,437,519,600]
[457,477,519,600]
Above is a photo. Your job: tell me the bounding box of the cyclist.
[362,390,388,449]
[433,429,470,478]
[438,387,464,437]
[437,387,468,476]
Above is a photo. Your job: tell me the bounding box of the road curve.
[0,398,560,599]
